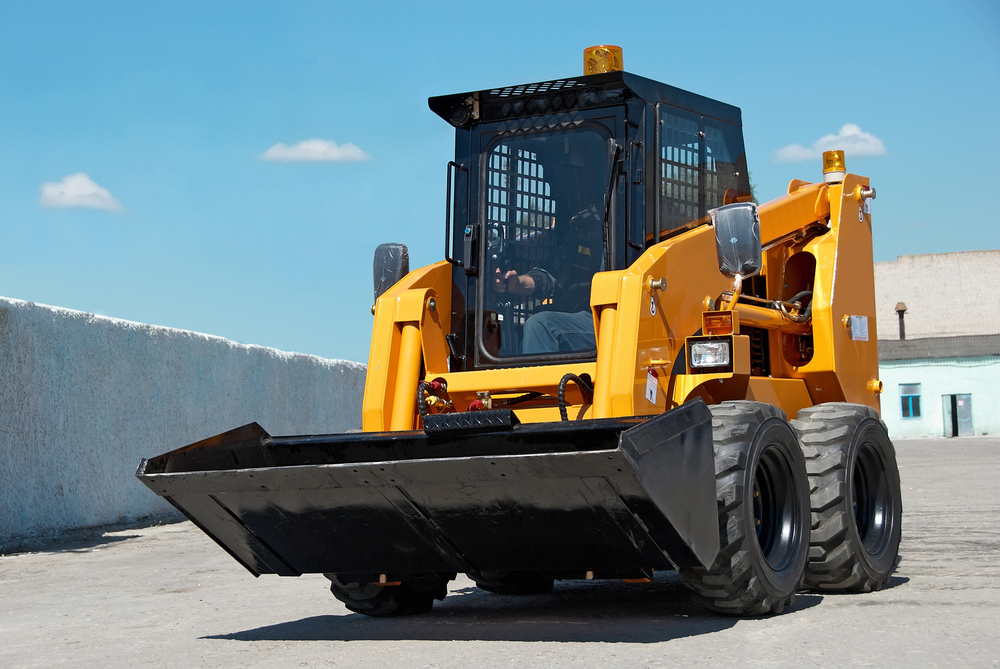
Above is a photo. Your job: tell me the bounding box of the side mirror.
[711,203,761,278]
[373,243,409,302]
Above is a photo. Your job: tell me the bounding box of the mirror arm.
[724,274,744,310]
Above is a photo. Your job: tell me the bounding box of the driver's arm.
[493,268,535,295]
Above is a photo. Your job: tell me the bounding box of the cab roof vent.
[490,79,586,98]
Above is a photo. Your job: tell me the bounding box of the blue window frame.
[900,383,921,419]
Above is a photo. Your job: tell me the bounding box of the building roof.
[879,334,1000,361]
[875,250,1000,340]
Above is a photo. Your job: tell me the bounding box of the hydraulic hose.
[500,391,545,407]
[558,373,594,422]
[416,380,451,418]
[416,381,431,419]
[778,290,813,323]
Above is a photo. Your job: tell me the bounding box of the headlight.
[690,340,731,368]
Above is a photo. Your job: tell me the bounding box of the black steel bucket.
[136,399,719,579]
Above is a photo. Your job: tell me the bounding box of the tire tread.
[680,401,808,616]
[791,403,902,592]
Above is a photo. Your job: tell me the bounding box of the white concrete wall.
[875,251,1000,340]
[0,297,366,549]
[879,357,999,438]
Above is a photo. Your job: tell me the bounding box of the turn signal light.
[584,45,624,75]
[704,311,737,335]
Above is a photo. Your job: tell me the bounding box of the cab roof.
[428,70,743,128]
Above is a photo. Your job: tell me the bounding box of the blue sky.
[1,1,998,363]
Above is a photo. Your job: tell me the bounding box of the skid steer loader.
[137,46,902,617]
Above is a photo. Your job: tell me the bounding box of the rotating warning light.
[584,45,624,75]
[823,150,846,184]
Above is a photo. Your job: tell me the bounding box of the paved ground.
[2,437,998,668]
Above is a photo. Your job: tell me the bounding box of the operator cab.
[429,65,751,371]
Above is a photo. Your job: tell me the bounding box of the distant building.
[874,250,1000,340]
[878,335,1000,438]
[874,251,1000,438]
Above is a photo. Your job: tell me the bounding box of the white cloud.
[772,124,887,163]
[260,138,371,163]
[39,173,123,211]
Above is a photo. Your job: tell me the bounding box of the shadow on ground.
[823,575,909,602]
[206,573,824,643]
[2,531,140,555]
[881,575,910,590]
[0,514,183,556]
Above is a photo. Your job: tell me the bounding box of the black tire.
[680,401,811,615]
[469,571,554,595]
[325,573,453,616]
[791,403,902,592]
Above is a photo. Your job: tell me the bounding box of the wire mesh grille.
[657,111,741,236]
[704,125,733,210]
[487,143,558,325]
[658,114,701,229]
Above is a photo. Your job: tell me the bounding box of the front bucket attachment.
[136,400,720,579]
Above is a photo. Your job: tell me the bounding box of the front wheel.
[325,573,454,616]
[792,403,902,592]
[680,401,811,616]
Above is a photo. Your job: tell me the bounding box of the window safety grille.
[657,112,741,239]
[704,125,737,209]
[659,114,701,229]
[487,144,557,325]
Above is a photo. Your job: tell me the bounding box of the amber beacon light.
[584,45,624,75]
[822,149,846,184]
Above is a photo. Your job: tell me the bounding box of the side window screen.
[655,108,750,243]
[659,113,701,231]
[704,125,738,209]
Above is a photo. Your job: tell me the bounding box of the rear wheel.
[325,573,453,616]
[791,403,902,591]
[680,401,811,615]
[469,570,554,595]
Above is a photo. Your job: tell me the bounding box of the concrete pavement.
[2,437,998,667]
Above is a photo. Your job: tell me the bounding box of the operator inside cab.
[486,126,608,357]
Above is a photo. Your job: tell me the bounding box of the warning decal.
[645,368,659,404]
[850,315,869,341]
